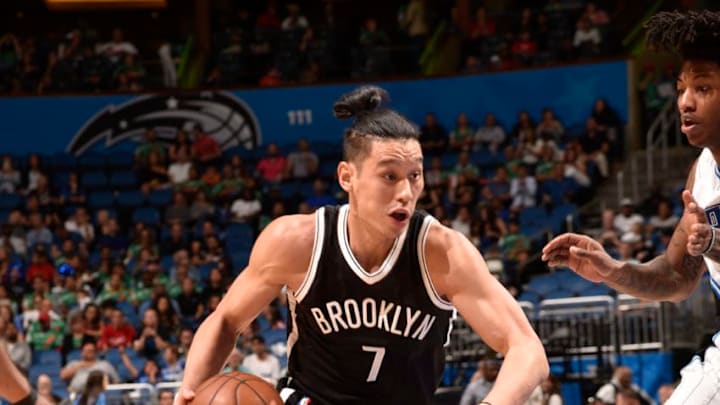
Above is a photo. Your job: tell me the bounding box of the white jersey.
[667,148,720,405]
[691,148,720,295]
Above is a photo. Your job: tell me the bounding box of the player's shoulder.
[258,212,317,252]
[423,218,468,253]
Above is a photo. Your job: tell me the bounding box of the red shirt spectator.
[256,5,281,29]
[256,143,286,182]
[26,249,55,283]
[100,309,136,350]
[191,128,222,162]
[512,32,537,57]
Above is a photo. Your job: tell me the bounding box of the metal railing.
[645,98,681,188]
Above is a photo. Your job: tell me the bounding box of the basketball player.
[542,10,720,405]
[175,86,548,405]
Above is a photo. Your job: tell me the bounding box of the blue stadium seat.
[225,236,254,252]
[230,251,251,272]
[132,207,160,227]
[116,190,146,209]
[519,207,548,227]
[580,284,614,297]
[319,161,337,179]
[28,363,61,387]
[517,290,541,305]
[0,194,22,210]
[106,152,135,170]
[77,153,106,171]
[81,171,108,189]
[45,152,77,171]
[88,191,115,210]
[109,172,138,189]
[225,223,254,240]
[543,289,574,300]
[66,349,82,363]
[148,188,173,207]
[562,274,595,294]
[525,275,558,296]
[32,349,62,367]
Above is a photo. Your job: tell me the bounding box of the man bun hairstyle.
[333,85,419,162]
[645,10,720,63]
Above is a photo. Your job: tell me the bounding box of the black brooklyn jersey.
[286,205,455,405]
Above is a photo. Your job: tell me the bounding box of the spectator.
[134,129,166,166]
[512,111,536,145]
[614,198,645,237]
[285,138,318,180]
[468,7,496,39]
[259,67,283,87]
[177,326,194,359]
[73,370,109,405]
[96,28,138,64]
[26,245,55,283]
[191,125,222,165]
[487,166,512,206]
[419,113,448,156]
[154,294,179,339]
[0,156,20,193]
[160,345,184,382]
[61,341,120,393]
[167,149,193,185]
[460,359,500,405]
[165,192,192,226]
[511,31,538,65]
[573,17,601,56]
[82,303,104,340]
[231,188,262,225]
[499,220,531,261]
[242,335,281,386]
[281,4,309,31]
[579,117,609,178]
[36,373,61,404]
[449,112,475,151]
[168,129,193,163]
[451,206,473,239]
[25,308,62,352]
[26,213,53,250]
[510,164,537,211]
[424,156,447,190]
[133,308,169,359]
[65,207,95,245]
[536,108,564,142]
[176,277,204,327]
[159,389,175,405]
[583,2,610,26]
[256,3,281,29]
[99,308,135,350]
[138,150,169,191]
[256,143,286,183]
[58,172,87,207]
[61,313,92,362]
[223,348,249,373]
[305,179,337,209]
[475,113,506,152]
[4,322,30,373]
[595,366,655,405]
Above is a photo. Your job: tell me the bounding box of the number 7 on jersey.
[361,346,386,382]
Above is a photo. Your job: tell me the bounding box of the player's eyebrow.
[377,157,423,165]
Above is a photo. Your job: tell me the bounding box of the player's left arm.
[427,225,548,405]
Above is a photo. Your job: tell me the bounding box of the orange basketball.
[189,372,283,405]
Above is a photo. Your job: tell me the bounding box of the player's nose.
[677,89,696,112]
[396,179,412,203]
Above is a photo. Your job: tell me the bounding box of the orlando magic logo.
[66,91,262,156]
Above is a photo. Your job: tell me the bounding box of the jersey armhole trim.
[418,216,455,311]
[294,207,325,302]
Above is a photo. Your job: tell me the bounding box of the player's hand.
[542,232,620,282]
[682,190,714,256]
[173,387,195,405]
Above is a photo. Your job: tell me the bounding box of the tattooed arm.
[543,159,706,302]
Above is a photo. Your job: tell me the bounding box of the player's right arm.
[174,214,314,405]
[542,159,706,302]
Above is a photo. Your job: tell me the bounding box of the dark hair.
[645,10,720,63]
[251,335,266,344]
[79,370,105,405]
[333,86,419,162]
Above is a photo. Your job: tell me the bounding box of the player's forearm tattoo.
[610,253,703,300]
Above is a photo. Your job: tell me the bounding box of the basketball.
[189,372,283,405]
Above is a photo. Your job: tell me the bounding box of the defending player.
[542,10,720,405]
[175,86,548,404]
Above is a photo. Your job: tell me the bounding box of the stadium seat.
[32,349,62,367]
[81,171,108,189]
[580,284,614,297]
[543,289,574,300]
[517,290,541,305]
[28,363,61,387]
[0,194,22,210]
[106,152,135,170]
[88,191,115,210]
[116,190,146,209]
[230,251,251,273]
[109,172,138,189]
[66,349,82,363]
[225,223,254,240]
[45,152,77,171]
[225,236,254,252]
[148,188,174,207]
[525,275,559,296]
[132,207,161,227]
[77,153,106,171]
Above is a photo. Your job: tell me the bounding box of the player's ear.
[337,161,354,193]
